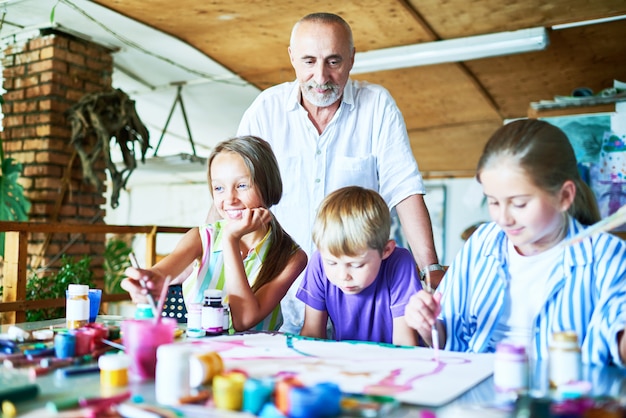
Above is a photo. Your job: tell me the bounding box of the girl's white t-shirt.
[492,241,563,348]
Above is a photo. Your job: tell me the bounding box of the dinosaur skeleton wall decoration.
[66,89,150,209]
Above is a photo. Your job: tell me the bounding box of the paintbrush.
[128,252,158,316]
[153,275,172,324]
[562,203,626,247]
[424,269,440,362]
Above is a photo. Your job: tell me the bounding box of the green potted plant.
[0,122,32,305]
[25,255,95,322]
[104,238,132,295]
[0,136,31,255]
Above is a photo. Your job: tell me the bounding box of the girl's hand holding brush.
[121,253,162,309]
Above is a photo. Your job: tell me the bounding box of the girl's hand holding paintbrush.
[121,252,171,308]
[404,287,444,349]
[122,259,175,322]
[121,232,201,306]
[121,264,163,306]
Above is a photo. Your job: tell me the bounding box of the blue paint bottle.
[311,382,341,417]
[288,386,318,418]
[242,377,274,415]
[288,382,341,418]
[54,332,76,359]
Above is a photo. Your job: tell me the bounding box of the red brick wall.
[1,29,113,282]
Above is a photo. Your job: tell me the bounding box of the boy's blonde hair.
[312,186,391,257]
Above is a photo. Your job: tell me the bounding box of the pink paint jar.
[71,328,94,357]
[85,323,109,350]
[494,342,528,394]
[121,318,176,381]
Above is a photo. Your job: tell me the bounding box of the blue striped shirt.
[439,217,626,366]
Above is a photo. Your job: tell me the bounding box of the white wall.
[104,176,211,266]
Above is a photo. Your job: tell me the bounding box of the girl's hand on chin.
[242,207,271,231]
[250,207,271,224]
[225,207,271,237]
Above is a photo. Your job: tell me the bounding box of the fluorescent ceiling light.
[351,27,549,74]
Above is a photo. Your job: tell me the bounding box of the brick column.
[1,29,113,282]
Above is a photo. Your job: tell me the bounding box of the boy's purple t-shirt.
[295,247,422,344]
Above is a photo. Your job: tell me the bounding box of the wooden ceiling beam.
[408,120,501,178]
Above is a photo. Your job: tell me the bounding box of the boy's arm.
[300,305,328,339]
[392,316,419,346]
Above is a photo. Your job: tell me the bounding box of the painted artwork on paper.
[183,333,494,407]
[589,132,626,231]
[543,114,626,231]
[543,114,609,165]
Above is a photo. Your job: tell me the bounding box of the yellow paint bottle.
[213,371,246,411]
[98,353,130,388]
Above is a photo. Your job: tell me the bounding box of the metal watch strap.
[420,263,445,280]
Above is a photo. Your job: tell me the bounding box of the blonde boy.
[296,186,421,345]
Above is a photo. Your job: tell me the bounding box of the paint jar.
[121,318,176,381]
[494,342,528,394]
[186,303,205,337]
[85,323,109,350]
[88,288,102,323]
[189,351,224,387]
[275,376,303,415]
[222,302,230,332]
[106,324,121,340]
[135,304,155,320]
[213,371,247,411]
[99,353,131,388]
[549,331,581,389]
[155,344,193,405]
[242,377,274,415]
[66,284,89,329]
[288,382,341,418]
[288,386,318,418]
[310,382,341,417]
[187,303,202,329]
[71,328,94,356]
[54,332,76,359]
[201,289,223,335]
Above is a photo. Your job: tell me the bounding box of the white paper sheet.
[184,333,495,407]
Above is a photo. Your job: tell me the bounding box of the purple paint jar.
[494,342,528,394]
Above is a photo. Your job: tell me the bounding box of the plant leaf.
[0,157,31,256]
[50,0,59,23]
[104,239,132,294]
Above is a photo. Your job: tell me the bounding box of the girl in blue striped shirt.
[405,119,626,366]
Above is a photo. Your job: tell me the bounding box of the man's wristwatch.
[419,263,445,280]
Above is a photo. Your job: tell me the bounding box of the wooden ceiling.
[94,0,626,178]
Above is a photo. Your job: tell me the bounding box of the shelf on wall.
[528,97,626,118]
